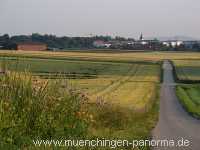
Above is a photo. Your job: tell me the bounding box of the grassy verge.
[0,72,90,149]
[176,85,200,119]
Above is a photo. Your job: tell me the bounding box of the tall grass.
[0,72,89,148]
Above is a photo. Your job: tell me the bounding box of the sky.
[0,0,200,39]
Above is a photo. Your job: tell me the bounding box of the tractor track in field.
[152,61,200,150]
[91,64,139,99]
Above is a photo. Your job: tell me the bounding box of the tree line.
[0,33,132,50]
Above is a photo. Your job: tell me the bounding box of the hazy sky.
[1,0,200,38]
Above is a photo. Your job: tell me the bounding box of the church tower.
[139,33,144,41]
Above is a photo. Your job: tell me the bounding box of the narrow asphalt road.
[152,61,200,150]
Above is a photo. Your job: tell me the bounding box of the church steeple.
[139,33,143,41]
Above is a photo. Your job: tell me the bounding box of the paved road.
[152,61,200,150]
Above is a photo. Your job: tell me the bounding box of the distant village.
[93,34,200,51]
[0,33,200,51]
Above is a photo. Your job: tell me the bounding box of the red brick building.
[16,42,47,51]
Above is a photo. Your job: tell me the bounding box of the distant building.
[93,40,111,48]
[162,41,170,47]
[16,42,47,51]
[105,34,161,50]
[93,40,105,48]
[130,34,161,50]
[162,41,183,47]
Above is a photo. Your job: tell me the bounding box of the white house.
[162,41,183,47]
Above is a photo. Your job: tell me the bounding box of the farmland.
[173,60,200,82]
[0,50,161,149]
[173,59,200,119]
[1,50,200,62]
[1,50,200,149]
[0,57,160,110]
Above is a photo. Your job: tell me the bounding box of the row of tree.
[0,33,133,50]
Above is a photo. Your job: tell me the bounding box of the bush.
[0,72,89,148]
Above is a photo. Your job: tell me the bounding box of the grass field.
[176,85,200,118]
[173,60,200,81]
[0,57,135,77]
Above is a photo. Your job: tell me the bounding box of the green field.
[176,85,200,118]
[1,57,135,77]
[173,60,200,81]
